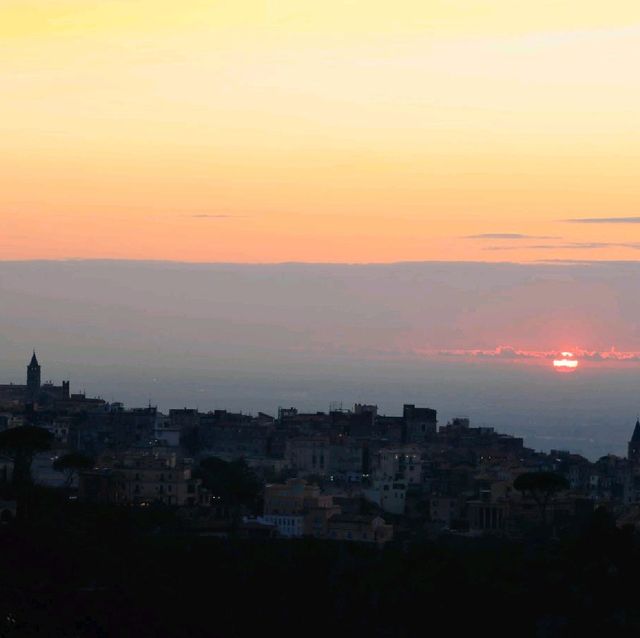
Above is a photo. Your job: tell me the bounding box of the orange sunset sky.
[2,1,640,263]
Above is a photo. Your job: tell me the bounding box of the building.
[77,404,159,452]
[261,478,338,538]
[0,353,70,406]
[46,417,73,445]
[364,479,407,515]
[286,436,364,480]
[263,479,395,544]
[286,437,331,477]
[26,352,41,401]
[467,500,508,533]
[376,446,423,485]
[628,419,640,466]
[199,410,271,458]
[154,414,181,447]
[79,452,208,507]
[403,404,437,443]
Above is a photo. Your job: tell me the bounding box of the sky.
[2,1,640,262]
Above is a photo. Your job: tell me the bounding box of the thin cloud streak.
[466,233,560,240]
[433,346,640,363]
[484,242,640,251]
[530,243,640,250]
[190,214,245,219]
[564,217,640,224]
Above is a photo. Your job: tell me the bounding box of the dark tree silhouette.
[53,452,94,488]
[198,457,260,510]
[514,471,569,528]
[0,426,53,487]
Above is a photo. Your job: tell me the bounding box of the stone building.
[0,353,70,406]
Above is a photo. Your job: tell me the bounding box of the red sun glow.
[553,352,579,372]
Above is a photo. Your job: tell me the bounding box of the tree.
[198,457,260,508]
[53,452,93,488]
[0,426,53,487]
[514,471,568,528]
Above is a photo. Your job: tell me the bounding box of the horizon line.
[3,258,640,267]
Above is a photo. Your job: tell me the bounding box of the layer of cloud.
[190,214,245,219]
[467,233,560,240]
[564,217,640,224]
[434,346,640,363]
[484,242,640,251]
[531,242,640,250]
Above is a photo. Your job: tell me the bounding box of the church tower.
[26,351,41,402]
[628,418,640,466]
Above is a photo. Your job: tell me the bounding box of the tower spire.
[26,350,41,401]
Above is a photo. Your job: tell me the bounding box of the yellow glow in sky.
[2,1,640,262]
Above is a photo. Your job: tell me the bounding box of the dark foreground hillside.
[1,496,640,637]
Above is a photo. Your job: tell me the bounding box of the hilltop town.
[2,353,640,541]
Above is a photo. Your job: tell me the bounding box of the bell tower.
[26,351,41,401]
[628,418,640,466]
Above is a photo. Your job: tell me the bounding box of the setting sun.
[553,352,579,372]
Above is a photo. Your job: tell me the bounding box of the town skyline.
[4,345,640,548]
[2,347,639,462]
